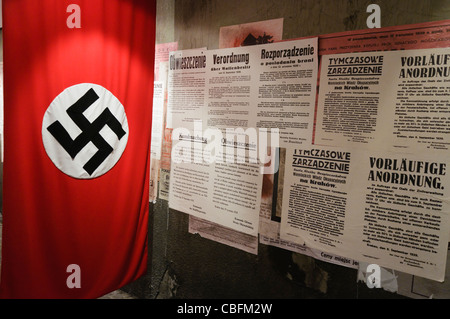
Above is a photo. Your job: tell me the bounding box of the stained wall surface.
[123,0,450,299]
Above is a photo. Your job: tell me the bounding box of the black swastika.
[47,88,126,175]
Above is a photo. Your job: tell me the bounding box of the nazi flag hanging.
[0,0,156,298]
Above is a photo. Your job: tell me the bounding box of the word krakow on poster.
[280,145,450,281]
[315,48,450,153]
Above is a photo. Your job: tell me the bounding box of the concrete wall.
[122,0,450,299]
[172,0,450,50]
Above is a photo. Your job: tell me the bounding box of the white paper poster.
[315,48,450,153]
[280,145,450,281]
[169,38,319,236]
[166,48,208,129]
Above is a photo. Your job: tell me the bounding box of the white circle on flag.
[42,83,129,179]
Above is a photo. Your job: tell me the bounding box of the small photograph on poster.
[159,168,171,201]
[219,18,283,49]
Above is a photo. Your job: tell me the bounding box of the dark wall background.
[122,0,450,299]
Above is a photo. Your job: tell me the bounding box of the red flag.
[0,0,156,298]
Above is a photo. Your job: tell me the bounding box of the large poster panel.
[279,20,450,282]
[168,38,318,236]
[280,145,449,281]
[315,48,450,152]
